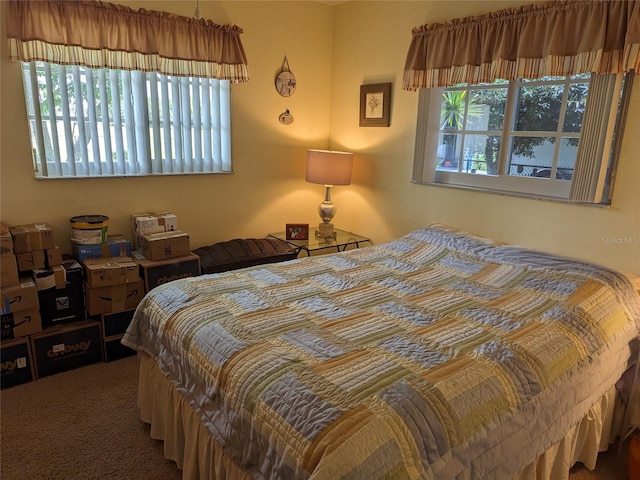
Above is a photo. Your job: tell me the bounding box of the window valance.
[403,0,640,90]
[6,0,250,82]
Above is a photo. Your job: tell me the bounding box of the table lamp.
[305,149,353,239]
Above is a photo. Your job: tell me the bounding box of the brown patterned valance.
[6,0,250,82]
[403,0,640,90]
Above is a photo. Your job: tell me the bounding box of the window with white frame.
[21,61,232,178]
[412,72,633,204]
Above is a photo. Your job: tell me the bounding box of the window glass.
[413,72,631,204]
[436,85,506,176]
[563,83,588,133]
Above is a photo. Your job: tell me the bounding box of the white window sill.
[411,180,612,208]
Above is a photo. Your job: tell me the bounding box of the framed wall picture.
[285,223,309,240]
[359,83,391,127]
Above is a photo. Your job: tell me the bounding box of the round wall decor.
[275,56,296,97]
[279,109,294,125]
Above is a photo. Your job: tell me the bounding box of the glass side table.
[268,228,370,257]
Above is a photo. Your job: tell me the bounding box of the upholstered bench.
[193,238,298,275]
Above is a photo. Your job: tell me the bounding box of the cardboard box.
[30,321,103,378]
[134,252,200,292]
[16,250,46,272]
[85,280,144,316]
[1,337,35,388]
[131,212,178,250]
[103,334,136,362]
[37,260,85,329]
[0,223,14,256]
[101,309,135,338]
[1,308,42,339]
[83,257,139,288]
[140,231,190,261]
[1,278,39,314]
[0,255,19,288]
[46,246,62,267]
[1,223,19,287]
[72,234,131,262]
[10,223,55,253]
[33,265,67,291]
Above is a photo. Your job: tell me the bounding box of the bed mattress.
[123,225,640,479]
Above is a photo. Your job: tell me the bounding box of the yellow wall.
[0,0,335,248]
[1,1,639,275]
[329,1,640,276]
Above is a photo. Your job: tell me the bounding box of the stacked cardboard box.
[35,260,86,329]
[1,223,56,345]
[100,310,137,362]
[69,213,131,263]
[131,212,178,251]
[1,278,42,339]
[1,337,36,389]
[1,223,40,388]
[132,251,201,293]
[72,234,131,262]
[130,213,200,292]
[7,223,88,331]
[1,211,201,387]
[1,276,42,388]
[83,257,144,317]
[30,320,103,378]
[0,222,105,387]
[82,256,143,362]
[139,230,191,261]
[68,220,139,364]
[9,223,61,273]
[1,223,19,287]
[0,228,39,388]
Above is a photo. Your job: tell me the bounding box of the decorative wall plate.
[279,109,294,125]
[275,56,296,97]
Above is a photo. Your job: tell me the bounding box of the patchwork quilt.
[123,225,640,479]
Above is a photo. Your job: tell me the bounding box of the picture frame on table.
[359,82,391,127]
[285,223,309,240]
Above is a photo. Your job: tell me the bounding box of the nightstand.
[268,228,370,257]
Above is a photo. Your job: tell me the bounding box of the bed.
[122,225,640,479]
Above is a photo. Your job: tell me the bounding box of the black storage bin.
[193,238,297,274]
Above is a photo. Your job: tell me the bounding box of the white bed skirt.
[136,352,623,480]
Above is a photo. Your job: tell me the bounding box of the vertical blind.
[569,74,627,203]
[9,1,244,178]
[23,63,231,177]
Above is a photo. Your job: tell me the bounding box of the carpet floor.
[0,355,630,479]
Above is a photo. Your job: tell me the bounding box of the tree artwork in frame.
[359,83,391,127]
[285,223,309,240]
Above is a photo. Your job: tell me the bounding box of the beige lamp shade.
[306,150,353,186]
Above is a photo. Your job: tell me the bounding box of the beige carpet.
[1,355,181,479]
[0,355,630,479]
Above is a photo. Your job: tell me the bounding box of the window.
[22,61,232,178]
[413,72,633,204]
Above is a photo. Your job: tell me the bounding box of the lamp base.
[315,222,336,239]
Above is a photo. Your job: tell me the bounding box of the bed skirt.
[136,352,623,480]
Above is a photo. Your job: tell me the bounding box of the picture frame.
[285,223,309,240]
[359,83,391,127]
